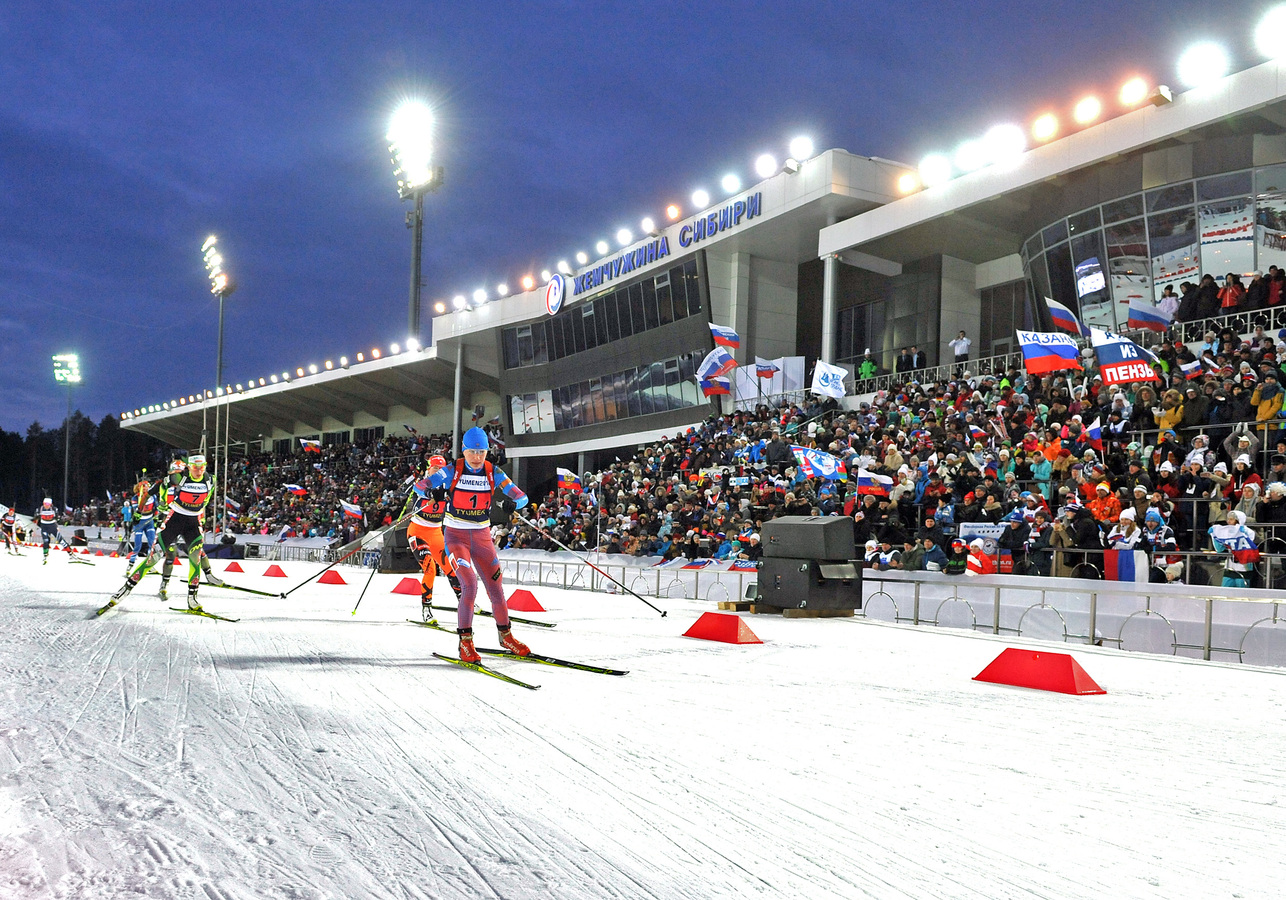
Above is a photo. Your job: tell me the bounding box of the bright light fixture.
[324,361,333,370]
[755,153,777,178]
[297,368,305,377]
[339,357,348,368]
[1119,77,1149,106]
[387,100,435,192]
[355,354,363,363]
[918,153,953,187]
[1257,6,1286,59]
[595,240,609,255]
[390,343,400,354]
[983,123,1025,163]
[521,275,535,290]
[406,338,419,351]
[557,260,571,274]
[472,289,486,304]
[434,301,446,313]
[897,172,920,194]
[1032,113,1059,142]
[540,269,552,281]
[1073,96,1102,124]
[666,204,680,220]
[616,228,632,246]
[691,189,710,208]
[954,139,988,173]
[575,251,588,265]
[788,136,814,160]
[497,283,509,296]
[371,348,381,359]
[308,364,317,374]
[640,217,655,233]
[720,173,741,193]
[452,294,466,309]
[270,375,278,383]
[1177,41,1230,88]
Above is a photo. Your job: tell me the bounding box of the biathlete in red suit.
[427,427,529,664]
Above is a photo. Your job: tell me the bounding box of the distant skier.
[406,452,463,625]
[425,427,529,663]
[128,474,158,567]
[111,454,214,610]
[1,506,18,555]
[35,498,58,564]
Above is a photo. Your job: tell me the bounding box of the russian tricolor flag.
[1180,359,1203,380]
[755,356,780,378]
[300,438,322,453]
[225,496,241,512]
[856,468,893,497]
[1046,298,1089,337]
[1103,549,1149,583]
[556,467,582,491]
[699,376,731,396]
[284,484,307,496]
[1017,330,1083,375]
[709,323,741,348]
[1086,416,1103,452]
[968,424,987,442]
[1126,296,1172,332]
[340,500,364,519]
[697,346,738,380]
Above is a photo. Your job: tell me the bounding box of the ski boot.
[498,626,530,657]
[457,628,480,664]
[203,571,226,588]
[420,586,436,625]
[110,578,135,602]
[186,584,202,612]
[157,578,169,602]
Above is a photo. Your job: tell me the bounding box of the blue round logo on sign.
[545,274,565,316]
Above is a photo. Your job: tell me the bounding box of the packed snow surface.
[1,549,1284,899]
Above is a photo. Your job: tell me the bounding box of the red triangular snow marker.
[224,562,244,573]
[95,549,104,556]
[263,564,287,577]
[682,612,763,645]
[318,570,347,585]
[392,577,422,595]
[506,589,545,612]
[972,648,1106,695]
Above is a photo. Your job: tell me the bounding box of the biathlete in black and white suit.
[35,498,59,564]
[1,506,19,555]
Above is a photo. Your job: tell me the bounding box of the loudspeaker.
[761,516,854,559]
[758,557,862,610]
[380,545,419,574]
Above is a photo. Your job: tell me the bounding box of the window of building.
[322,430,350,447]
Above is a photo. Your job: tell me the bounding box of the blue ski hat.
[462,427,490,451]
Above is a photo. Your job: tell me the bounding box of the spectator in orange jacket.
[1087,482,1122,525]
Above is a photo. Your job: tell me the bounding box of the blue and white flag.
[1090,328,1160,386]
[810,360,848,399]
[697,346,737,380]
[709,323,741,348]
[790,445,848,481]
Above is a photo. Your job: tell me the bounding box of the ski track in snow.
[0,553,1285,899]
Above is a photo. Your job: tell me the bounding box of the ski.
[429,605,555,628]
[431,652,540,690]
[94,599,119,617]
[169,607,240,622]
[476,648,628,676]
[205,581,283,599]
[406,618,456,634]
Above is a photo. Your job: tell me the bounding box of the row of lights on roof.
[431,135,816,313]
[898,7,1286,194]
[122,339,424,419]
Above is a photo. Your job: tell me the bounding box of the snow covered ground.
[2,548,1285,900]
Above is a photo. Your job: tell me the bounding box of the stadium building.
[125,56,1286,489]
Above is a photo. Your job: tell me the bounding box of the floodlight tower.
[52,353,81,514]
[202,236,236,530]
[387,101,444,342]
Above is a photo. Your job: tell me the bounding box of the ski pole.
[514,512,666,617]
[350,555,380,616]
[280,507,417,598]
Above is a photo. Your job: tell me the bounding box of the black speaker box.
[757,557,862,610]
[761,516,854,559]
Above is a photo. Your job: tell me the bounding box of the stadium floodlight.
[691,189,710,208]
[1119,77,1149,106]
[497,283,509,296]
[755,154,777,178]
[297,368,305,377]
[1073,96,1102,124]
[557,260,571,274]
[983,124,1026,163]
[340,357,349,369]
[1032,113,1059,142]
[720,173,741,194]
[270,375,278,383]
[616,228,632,246]
[53,353,81,511]
[521,275,535,290]
[371,348,381,359]
[308,364,318,374]
[390,344,400,354]
[788,136,814,160]
[540,269,552,281]
[640,217,656,235]
[434,301,446,313]
[387,99,444,343]
[666,204,680,220]
[1177,41,1230,88]
[471,289,487,305]
[1257,6,1286,59]
[575,251,589,265]
[595,240,609,255]
[324,361,333,370]
[897,172,920,194]
[407,337,419,351]
[354,355,363,363]
[918,153,953,187]
[452,294,466,309]
[954,139,988,173]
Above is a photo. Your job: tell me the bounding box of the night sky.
[0,0,1274,433]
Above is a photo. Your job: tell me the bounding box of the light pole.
[202,235,236,531]
[387,100,443,342]
[52,353,81,515]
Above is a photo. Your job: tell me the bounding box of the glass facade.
[1022,168,1273,330]
[502,259,701,370]
[507,349,706,435]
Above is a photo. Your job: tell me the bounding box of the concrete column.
[578,451,589,479]
[451,345,464,457]
[820,253,838,364]
[726,251,752,413]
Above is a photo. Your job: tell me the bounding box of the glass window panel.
[1044,243,1077,316]
[636,366,653,415]
[1256,164,1286,196]
[1024,234,1044,259]
[615,290,634,338]
[642,283,660,330]
[532,320,548,365]
[1147,207,1200,301]
[565,382,579,428]
[1197,171,1251,202]
[516,325,533,366]
[588,378,605,424]
[1200,197,1255,283]
[1041,219,1068,247]
[551,313,565,359]
[648,361,666,411]
[1146,182,1193,213]
[616,370,631,418]
[657,278,676,325]
[502,328,519,369]
[664,359,683,410]
[1104,218,1152,326]
[1070,231,1114,330]
[1102,194,1144,224]
[595,302,609,345]
[680,370,698,407]
[603,291,620,342]
[667,266,687,316]
[629,284,645,335]
[684,260,701,313]
[1067,208,1101,236]
[1256,193,1286,272]
[580,305,597,350]
[552,386,566,430]
[570,307,585,354]
[626,368,642,417]
[510,396,525,433]
[679,349,696,385]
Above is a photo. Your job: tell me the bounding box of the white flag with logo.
[810,360,848,399]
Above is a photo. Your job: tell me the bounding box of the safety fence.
[493,552,755,606]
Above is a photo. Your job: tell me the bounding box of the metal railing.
[496,554,754,605]
[852,350,1024,395]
